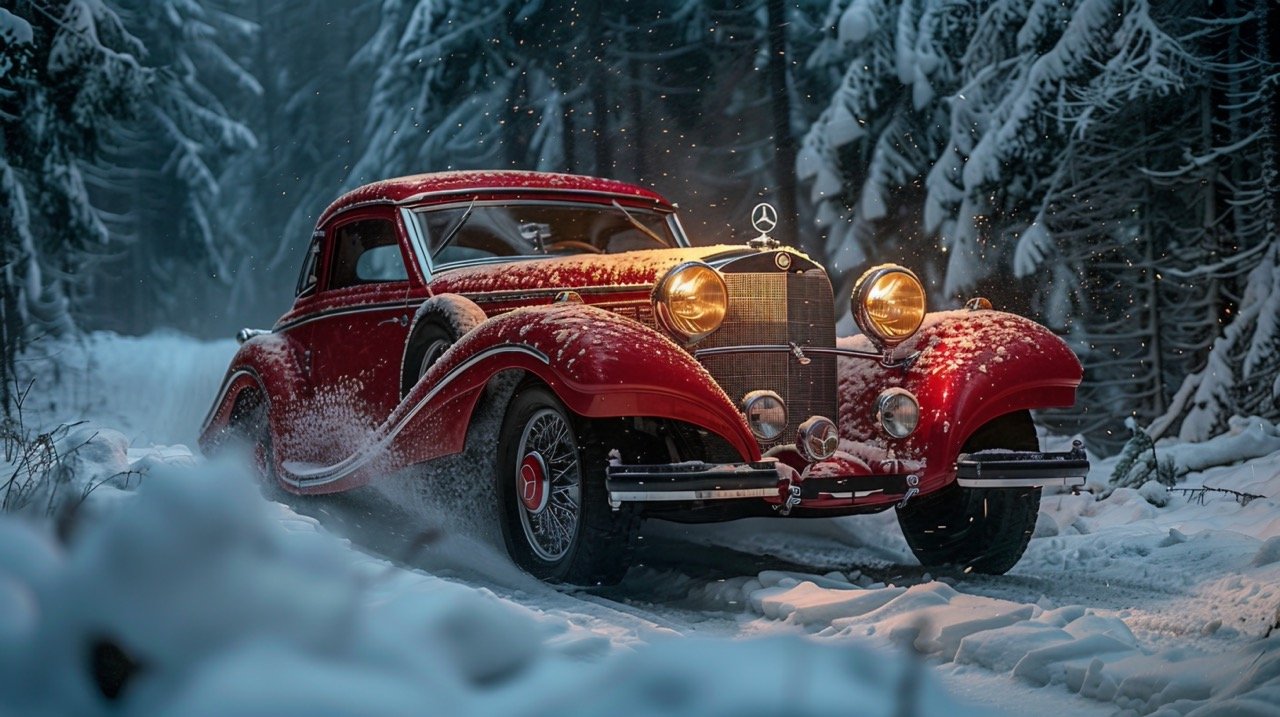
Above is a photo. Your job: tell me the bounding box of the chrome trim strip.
[274,300,420,333]
[278,343,550,488]
[462,284,652,304]
[825,490,885,499]
[956,476,1086,489]
[608,488,779,503]
[201,367,265,435]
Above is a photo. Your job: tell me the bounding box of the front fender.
[280,304,761,493]
[838,310,1082,494]
[401,303,760,461]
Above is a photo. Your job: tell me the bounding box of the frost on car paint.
[200,170,1088,585]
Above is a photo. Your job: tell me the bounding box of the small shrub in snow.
[1137,481,1170,508]
[1109,419,1179,492]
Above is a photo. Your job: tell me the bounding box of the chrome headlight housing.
[742,390,786,441]
[875,388,920,439]
[852,265,926,349]
[653,262,728,344]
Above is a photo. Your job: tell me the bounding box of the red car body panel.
[200,170,1083,513]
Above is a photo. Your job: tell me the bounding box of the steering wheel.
[544,240,603,254]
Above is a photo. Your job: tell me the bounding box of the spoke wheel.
[418,338,453,381]
[514,408,582,562]
[496,384,639,585]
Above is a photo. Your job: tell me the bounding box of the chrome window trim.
[400,206,433,283]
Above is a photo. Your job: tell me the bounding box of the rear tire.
[227,390,277,488]
[496,384,639,585]
[896,411,1041,575]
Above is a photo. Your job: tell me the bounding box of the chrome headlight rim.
[874,388,920,439]
[741,390,787,441]
[851,264,926,350]
[652,261,729,344]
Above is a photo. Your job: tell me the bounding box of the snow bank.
[0,454,988,716]
[693,567,1280,716]
[19,332,237,447]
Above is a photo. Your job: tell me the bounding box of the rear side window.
[295,235,321,297]
[328,219,408,289]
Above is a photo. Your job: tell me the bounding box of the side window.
[328,219,408,289]
[295,235,321,297]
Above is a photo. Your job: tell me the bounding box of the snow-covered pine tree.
[83,0,259,335]
[0,1,150,412]
[215,0,377,330]
[798,0,1261,450]
[1151,0,1280,441]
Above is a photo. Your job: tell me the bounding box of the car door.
[306,209,420,443]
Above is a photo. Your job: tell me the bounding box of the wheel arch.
[198,333,307,459]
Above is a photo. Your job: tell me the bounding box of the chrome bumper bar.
[605,461,782,507]
[955,441,1089,489]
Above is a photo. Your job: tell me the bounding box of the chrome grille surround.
[695,253,838,452]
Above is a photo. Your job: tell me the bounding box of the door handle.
[378,314,409,327]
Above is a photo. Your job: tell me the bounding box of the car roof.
[316,170,673,228]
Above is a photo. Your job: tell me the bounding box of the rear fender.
[839,310,1082,494]
[280,304,760,493]
[198,333,309,459]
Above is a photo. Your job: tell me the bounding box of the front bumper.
[955,441,1089,489]
[605,441,1089,512]
[605,454,921,514]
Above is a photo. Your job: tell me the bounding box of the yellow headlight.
[653,262,728,343]
[852,265,926,347]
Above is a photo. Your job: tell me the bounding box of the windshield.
[412,201,678,267]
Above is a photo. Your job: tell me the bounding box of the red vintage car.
[200,170,1088,585]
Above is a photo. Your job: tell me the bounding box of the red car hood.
[429,245,759,295]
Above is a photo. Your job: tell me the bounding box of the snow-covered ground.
[3,333,1279,715]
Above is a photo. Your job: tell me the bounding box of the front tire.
[896,411,1041,575]
[496,384,639,585]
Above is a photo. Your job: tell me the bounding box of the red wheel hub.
[518,452,549,513]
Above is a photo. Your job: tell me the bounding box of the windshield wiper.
[611,200,667,246]
[431,197,477,259]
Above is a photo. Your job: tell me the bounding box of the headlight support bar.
[693,344,921,370]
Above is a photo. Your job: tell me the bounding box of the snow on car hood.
[429,245,758,295]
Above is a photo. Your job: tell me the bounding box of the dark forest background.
[2,0,1279,453]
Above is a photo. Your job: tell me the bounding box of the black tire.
[227,389,277,487]
[495,384,640,585]
[896,411,1041,575]
[401,299,485,398]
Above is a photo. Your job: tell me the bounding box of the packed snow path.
[11,333,1280,715]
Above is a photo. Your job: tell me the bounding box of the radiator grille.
[696,264,838,451]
